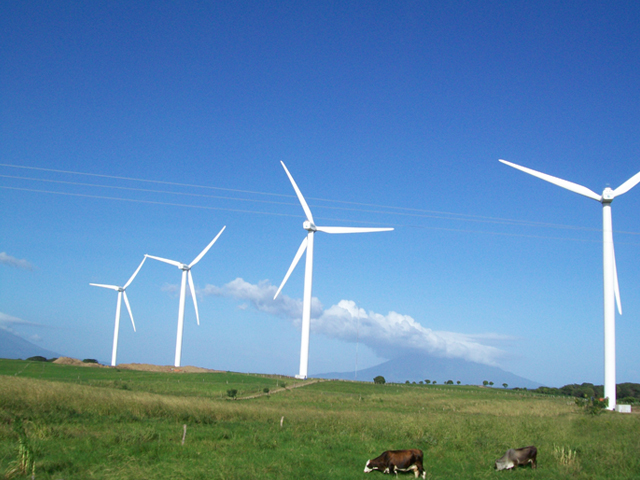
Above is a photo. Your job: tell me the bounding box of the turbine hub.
[602,187,615,202]
[303,220,316,232]
[180,264,190,271]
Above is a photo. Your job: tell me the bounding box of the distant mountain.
[0,329,60,360]
[315,354,542,389]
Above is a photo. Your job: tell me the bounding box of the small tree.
[503,383,508,389]
[456,380,461,385]
[425,380,430,384]
[446,380,453,385]
[373,375,386,384]
[26,356,47,362]
[432,380,437,384]
[263,387,270,394]
[483,380,489,386]
[489,381,494,386]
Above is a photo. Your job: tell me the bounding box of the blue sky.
[2,1,640,387]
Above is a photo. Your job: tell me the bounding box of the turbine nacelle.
[303,221,317,232]
[602,187,615,203]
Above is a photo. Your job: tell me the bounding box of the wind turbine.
[274,161,393,379]
[90,256,147,367]
[500,159,640,410]
[145,226,225,367]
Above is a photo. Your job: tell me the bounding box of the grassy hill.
[1,359,639,479]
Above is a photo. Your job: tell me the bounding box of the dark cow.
[364,449,426,479]
[494,446,537,470]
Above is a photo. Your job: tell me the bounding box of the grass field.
[1,359,639,479]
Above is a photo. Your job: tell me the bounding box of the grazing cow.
[494,446,537,470]
[364,449,426,479]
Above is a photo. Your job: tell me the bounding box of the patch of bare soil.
[116,363,221,373]
[53,357,105,368]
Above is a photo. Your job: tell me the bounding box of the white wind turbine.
[145,226,225,367]
[274,161,393,379]
[90,256,147,367]
[500,159,640,410]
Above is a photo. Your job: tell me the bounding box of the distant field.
[1,359,639,479]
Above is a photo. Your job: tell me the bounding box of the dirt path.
[235,378,327,400]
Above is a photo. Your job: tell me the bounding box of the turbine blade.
[188,270,200,325]
[274,236,308,300]
[145,255,183,269]
[613,170,640,197]
[499,159,602,202]
[281,161,315,224]
[123,256,147,289]
[122,291,137,332]
[612,241,622,315]
[315,226,394,234]
[90,283,120,291]
[190,225,226,268]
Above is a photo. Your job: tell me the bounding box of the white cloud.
[161,283,179,296]
[0,312,43,336]
[199,278,323,326]
[0,312,35,326]
[201,278,509,366]
[0,252,34,270]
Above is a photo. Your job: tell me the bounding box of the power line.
[5,185,639,245]
[3,164,633,235]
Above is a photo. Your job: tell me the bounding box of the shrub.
[26,356,47,362]
[373,376,385,385]
[575,396,608,415]
[226,389,238,399]
[82,359,99,364]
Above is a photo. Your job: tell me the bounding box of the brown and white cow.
[364,449,426,478]
[494,446,537,470]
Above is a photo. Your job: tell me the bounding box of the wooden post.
[181,424,187,445]
[280,416,284,428]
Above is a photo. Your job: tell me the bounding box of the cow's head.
[364,460,372,473]
[494,459,513,471]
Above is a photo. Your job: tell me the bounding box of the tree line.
[516,382,640,404]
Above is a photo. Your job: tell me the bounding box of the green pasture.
[1,359,639,479]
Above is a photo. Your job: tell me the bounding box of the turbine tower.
[146,226,225,367]
[274,161,393,379]
[90,256,146,367]
[500,159,640,410]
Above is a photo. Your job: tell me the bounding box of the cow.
[494,446,537,471]
[364,449,426,479]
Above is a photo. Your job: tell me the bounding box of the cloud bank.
[0,312,42,336]
[200,278,511,366]
[0,252,34,270]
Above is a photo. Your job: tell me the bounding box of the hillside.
[0,328,60,360]
[316,354,542,389]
